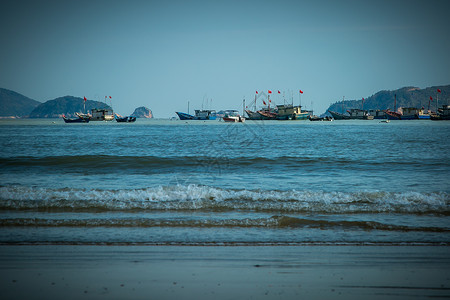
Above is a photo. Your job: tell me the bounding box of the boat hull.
[176,111,216,120]
[115,116,136,122]
[257,111,278,120]
[62,116,89,123]
[328,110,351,120]
[176,112,195,120]
[223,116,245,123]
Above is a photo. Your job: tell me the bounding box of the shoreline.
[1,245,449,299]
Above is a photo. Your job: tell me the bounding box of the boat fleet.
[175,91,450,122]
[63,90,450,123]
[62,108,135,123]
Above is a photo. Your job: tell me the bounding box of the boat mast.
[436,90,439,112]
[342,96,345,114]
[243,98,245,116]
[188,101,190,115]
[394,94,397,112]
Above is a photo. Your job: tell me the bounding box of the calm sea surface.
[0,118,449,245]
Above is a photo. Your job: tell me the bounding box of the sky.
[1,0,449,117]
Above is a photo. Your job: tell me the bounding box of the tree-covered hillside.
[0,88,41,117]
[327,85,449,114]
[29,96,112,118]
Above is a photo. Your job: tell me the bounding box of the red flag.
[299,90,303,94]
[269,99,271,103]
[362,98,365,101]
[268,90,272,94]
[263,100,267,105]
[278,90,281,94]
[437,89,441,93]
[430,96,433,101]
[109,96,112,99]
[256,91,258,94]
[83,97,87,102]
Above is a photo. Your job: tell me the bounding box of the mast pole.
[436,90,439,112]
[394,94,397,112]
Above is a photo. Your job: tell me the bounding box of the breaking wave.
[0,185,448,214]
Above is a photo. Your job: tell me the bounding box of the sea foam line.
[0,185,448,214]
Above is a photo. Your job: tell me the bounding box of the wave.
[1,155,446,173]
[0,185,448,214]
[0,216,447,232]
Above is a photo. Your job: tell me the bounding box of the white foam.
[0,185,448,213]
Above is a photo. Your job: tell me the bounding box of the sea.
[0,118,449,246]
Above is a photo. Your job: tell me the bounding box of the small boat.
[380,119,390,123]
[62,115,90,123]
[115,115,136,122]
[222,115,245,123]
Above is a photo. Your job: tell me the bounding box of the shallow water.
[0,118,449,245]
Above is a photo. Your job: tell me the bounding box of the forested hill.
[326,85,450,114]
[0,88,41,117]
[29,96,112,118]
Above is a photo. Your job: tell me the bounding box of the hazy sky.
[1,0,449,117]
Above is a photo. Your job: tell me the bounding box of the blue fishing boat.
[176,109,216,120]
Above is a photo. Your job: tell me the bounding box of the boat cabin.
[91,108,114,121]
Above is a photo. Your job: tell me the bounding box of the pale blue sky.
[1,0,449,117]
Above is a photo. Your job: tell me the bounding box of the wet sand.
[1,245,449,299]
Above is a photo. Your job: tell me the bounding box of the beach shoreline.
[1,245,449,300]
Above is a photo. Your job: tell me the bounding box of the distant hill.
[0,88,41,117]
[131,106,153,118]
[326,85,450,114]
[29,96,112,118]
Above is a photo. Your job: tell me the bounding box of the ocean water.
[0,118,449,245]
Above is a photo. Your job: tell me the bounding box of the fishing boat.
[176,109,216,120]
[385,107,428,120]
[368,109,388,119]
[276,104,309,120]
[62,114,90,123]
[257,110,278,120]
[328,110,351,120]
[220,110,245,122]
[245,109,263,120]
[347,109,374,120]
[90,108,114,121]
[430,105,450,120]
[385,110,402,120]
[223,115,245,123]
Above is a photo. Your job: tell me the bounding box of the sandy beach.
[0,245,449,299]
